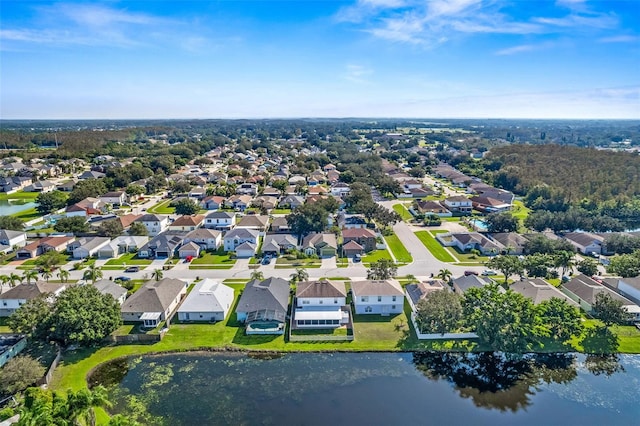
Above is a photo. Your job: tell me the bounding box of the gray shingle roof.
[296,280,346,298]
[121,278,186,313]
[235,278,289,316]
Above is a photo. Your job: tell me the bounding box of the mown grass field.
[384,233,413,263]
[392,204,414,221]
[414,231,456,262]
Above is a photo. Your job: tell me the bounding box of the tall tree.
[67,179,108,205]
[57,269,70,283]
[485,212,519,233]
[0,215,24,231]
[98,219,124,238]
[47,285,122,347]
[8,297,52,337]
[82,265,103,284]
[172,199,200,216]
[22,269,38,284]
[366,259,397,280]
[463,284,542,353]
[53,216,90,234]
[151,269,163,281]
[415,291,463,334]
[289,267,308,285]
[592,292,632,327]
[485,255,523,284]
[0,356,46,395]
[128,222,148,236]
[537,297,584,342]
[35,191,68,215]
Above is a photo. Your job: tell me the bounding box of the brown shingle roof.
[296,280,346,299]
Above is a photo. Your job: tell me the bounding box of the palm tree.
[289,267,308,285]
[152,268,163,281]
[40,267,53,283]
[23,269,38,284]
[66,385,112,426]
[82,265,103,284]
[250,271,264,281]
[9,272,21,287]
[57,269,70,283]
[554,250,575,277]
[0,274,9,288]
[437,268,453,283]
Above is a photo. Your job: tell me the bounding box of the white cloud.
[343,64,374,83]
[599,35,639,43]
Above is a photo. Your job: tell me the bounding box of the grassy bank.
[414,231,456,262]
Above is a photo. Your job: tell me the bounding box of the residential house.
[261,234,297,256]
[65,197,104,217]
[188,186,207,199]
[278,195,304,209]
[178,241,201,259]
[0,176,32,193]
[93,280,128,305]
[177,279,235,322]
[563,232,605,255]
[236,215,270,233]
[293,280,349,328]
[223,228,259,254]
[236,183,258,195]
[0,229,27,250]
[405,280,448,313]
[443,196,473,215]
[490,232,528,255]
[342,228,378,253]
[302,233,337,257]
[224,195,253,211]
[470,195,512,213]
[616,277,640,305]
[235,277,289,335]
[452,275,495,294]
[167,215,205,232]
[338,214,369,229]
[561,274,640,320]
[134,214,169,236]
[510,278,578,306]
[0,282,66,317]
[120,278,188,327]
[261,187,281,197]
[70,237,111,259]
[351,279,404,315]
[24,180,56,193]
[330,182,350,197]
[184,228,222,250]
[252,195,278,211]
[200,195,225,210]
[98,236,149,258]
[413,200,452,217]
[78,170,105,180]
[437,232,503,256]
[0,335,28,368]
[270,217,291,234]
[204,211,236,231]
[138,233,185,258]
[56,180,77,192]
[99,191,127,206]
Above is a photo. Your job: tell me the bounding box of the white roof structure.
[294,309,343,321]
[177,279,235,315]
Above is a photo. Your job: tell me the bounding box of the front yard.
[189,249,237,269]
[414,231,456,262]
[275,257,322,268]
[146,199,175,214]
[103,253,153,268]
[362,248,393,265]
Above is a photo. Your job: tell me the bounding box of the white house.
[0,229,27,249]
[93,280,128,305]
[563,232,605,255]
[617,277,640,305]
[177,279,235,322]
[204,211,236,231]
[99,191,127,205]
[223,228,259,252]
[134,214,169,236]
[235,241,257,258]
[71,237,111,259]
[351,279,404,315]
[443,196,473,214]
[330,182,350,197]
[236,183,258,195]
[98,236,149,259]
[0,282,66,317]
[294,280,349,328]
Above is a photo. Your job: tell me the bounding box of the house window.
[392,296,397,302]
[319,300,323,304]
[334,299,338,304]
[365,306,372,313]
[361,296,368,302]
[377,296,382,302]
[392,305,396,310]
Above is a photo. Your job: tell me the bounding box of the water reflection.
[413,352,579,412]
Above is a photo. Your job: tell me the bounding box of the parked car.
[115,276,131,282]
[481,270,497,276]
[124,266,140,273]
[353,253,362,262]
[464,270,479,276]
[261,256,271,265]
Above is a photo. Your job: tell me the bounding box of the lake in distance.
[89,352,640,426]
[0,199,36,216]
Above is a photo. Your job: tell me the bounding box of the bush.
[0,408,15,421]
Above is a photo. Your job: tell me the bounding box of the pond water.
[0,199,36,216]
[89,352,640,426]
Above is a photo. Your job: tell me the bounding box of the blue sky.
[1,0,638,119]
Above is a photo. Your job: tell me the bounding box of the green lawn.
[392,204,413,221]
[384,234,413,264]
[104,253,153,266]
[271,208,291,215]
[189,250,237,269]
[512,200,530,221]
[12,207,42,222]
[0,317,11,333]
[362,249,393,264]
[414,231,456,262]
[0,191,39,200]
[147,199,175,214]
[274,257,321,268]
[446,247,489,264]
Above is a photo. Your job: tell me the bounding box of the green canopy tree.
[415,290,463,334]
[0,356,46,395]
[592,292,633,327]
[366,259,397,280]
[53,216,90,234]
[172,198,200,216]
[98,219,124,238]
[576,259,599,276]
[128,222,148,236]
[35,191,68,215]
[0,215,24,231]
[67,179,108,205]
[537,297,584,342]
[7,296,52,338]
[82,265,103,284]
[485,255,524,284]
[47,285,122,347]
[462,284,543,353]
